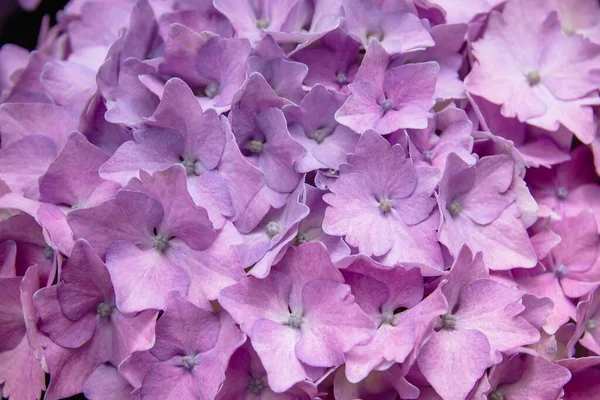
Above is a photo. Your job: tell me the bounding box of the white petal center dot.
[266,221,281,237]
[153,234,169,252]
[256,19,269,29]
[381,98,393,111]
[287,313,303,328]
[379,198,393,214]
[204,82,221,99]
[97,302,113,318]
[526,70,541,86]
[312,129,327,143]
[555,264,568,277]
[488,391,504,400]
[335,72,348,84]
[556,186,568,199]
[447,201,461,217]
[248,140,264,154]
[181,355,197,370]
[441,313,457,330]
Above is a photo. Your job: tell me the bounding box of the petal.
[418,329,493,400]
[455,279,540,353]
[0,335,45,400]
[296,279,375,367]
[218,272,292,333]
[68,190,164,257]
[250,319,306,393]
[83,364,135,400]
[33,285,96,349]
[57,239,114,321]
[105,241,189,313]
[151,292,220,361]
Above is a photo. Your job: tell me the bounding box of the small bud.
[44,246,54,260]
[556,186,568,200]
[248,377,265,393]
[294,232,309,245]
[586,319,597,331]
[335,72,348,84]
[266,221,281,238]
[204,82,220,99]
[488,391,504,400]
[248,140,264,154]
[287,313,303,328]
[256,19,269,29]
[447,201,461,217]
[312,129,327,143]
[555,264,568,277]
[367,32,384,43]
[97,302,113,318]
[379,198,393,214]
[562,24,576,36]
[153,234,169,252]
[381,98,393,112]
[381,311,394,325]
[526,71,541,86]
[441,313,457,330]
[423,150,434,163]
[180,158,196,175]
[181,355,197,370]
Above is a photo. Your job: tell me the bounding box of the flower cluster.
[1,0,600,399]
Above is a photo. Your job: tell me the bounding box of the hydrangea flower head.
[2,0,600,397]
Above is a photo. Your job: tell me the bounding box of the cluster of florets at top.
[1,0,600,399]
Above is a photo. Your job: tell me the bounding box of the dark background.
[0,0,69,49]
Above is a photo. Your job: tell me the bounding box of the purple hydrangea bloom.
[294,27,361,94]
[517,211,600,333]
[341,0,434,55]
[3,0,600,397]
[466,0,600,143]
[34,240,157,400]
[406,105,475,172]
[229,72,306,194]
[323,130,443,272]
[417,247,540,400]
[283,84,359,173]
[213,0,301,42]
[158,26,251,110]
[68,168,216,312]
[215,342,318,399]
[219,243,375,392]
[438,153,538,270]
[0,264,45,400]
[247,35,308,104]
[340,256,447,382]
[120,291,245,400]
[570,286,600,355]
[335,40,439,134]
[473,353,571,400]
[100,77,264,228]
